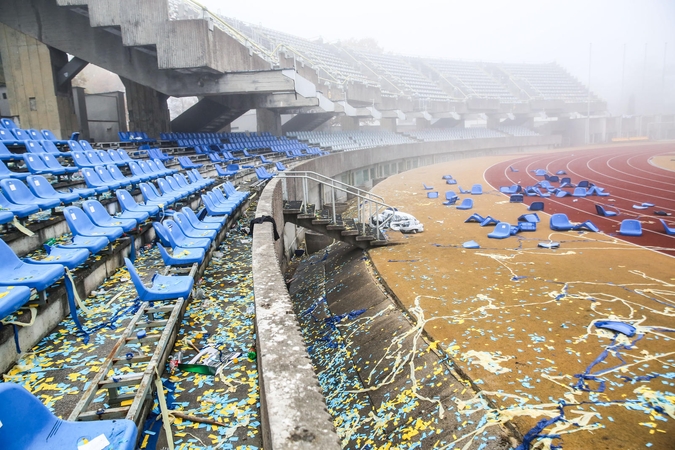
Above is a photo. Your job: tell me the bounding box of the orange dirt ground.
[368,150,675,450]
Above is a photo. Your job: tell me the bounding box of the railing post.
[302,176,308,214]
[331,180,336,224]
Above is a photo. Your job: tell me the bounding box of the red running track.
[484,143,675,257]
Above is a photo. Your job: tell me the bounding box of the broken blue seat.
[125,256,192,302]
[446,178,457,185]
[215,163,237,177]
[550,213,575,231]
[0,285,32,320]
[578,180,590,188]
[63,206,125,242]
[0,179,61,210]
[510,194,524,203]
[488,222,512,239]
[427,191,439,199]
[470,184,483,195]
[555,190,570,198]
[0,382,137,449]
[464,213,485,223]
[659,219,675,236]
[533,169,547,176]
[422,183,433,190]
[528,201,544,211]
[25,245,90,270]
[456,198,473,210]
[462,240,480,249]
[518,213,540,223]
[480,216,499,227]
[458,186,470,194]
[587,185,609,196]
[518,222,537,232]
[0,239,64,291]
[619,219,642,236]
[572,187,587,197]
[574,220,600,232]
[276,161,287,171]
[26,175,79,205]
[509,166,519,172]
[443,191,459,205]
[595,204,618,217]
[157,243,205,266]
[82,200,138,232]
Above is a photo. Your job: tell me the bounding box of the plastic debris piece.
[595,320,637,337]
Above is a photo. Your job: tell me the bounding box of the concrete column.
[256,108,282,136]
[380,117,397,132]
[121,77,170,137]
[415,117,431,130]
[0,24,78,138]
[340,116,360,131]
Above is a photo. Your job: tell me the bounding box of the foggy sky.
[202,0,675,115]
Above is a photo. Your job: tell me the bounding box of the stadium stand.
[287,130,416,151]
[403,128,506,142]
[496,62,599,102]
[424,59,518,101]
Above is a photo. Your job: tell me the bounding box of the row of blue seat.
[0,127,69,147]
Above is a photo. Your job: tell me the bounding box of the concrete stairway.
[283,201,388,250]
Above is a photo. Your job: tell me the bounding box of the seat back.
[146,160,162,173]
[152,222,175,247]
[82,200,112,224]
[139,183,159,202]
[82,167,105,187]
[72,152,91,168]
[95,166,116,183]
[0,382,58,447]
[116,190,139,212]
[128,161,145,178]
[118,149,132,161]
[0,142,14,158]
[41,154,66,170]
[24,140,46,154]
[153,159,169,171]
[85,150,104,165]
[68,140,85,152]
[550,213,573,230]
[108,149,123,163]
[23,154,49,173]
[64,206,97,235]
[620,219,642,235]
[138,160,155,176]
[41,129,58,140]
[124,257,148,298]
[1,118,18,129]
[106,164,126,181]
[26,175,57,197]
[0,179,37,203]
[529,201,544,211]
[164,219,187,242]
[39,140,62,155]
[165,176,183,192]
[471,184,483,195]
[97,150,114,164]
[0,238,24,267]
[11,129,31,140]
[156,178,173,195]
[595,204,607,216]
[79,140,95,151]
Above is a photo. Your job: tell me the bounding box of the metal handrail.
[279,171,396,239]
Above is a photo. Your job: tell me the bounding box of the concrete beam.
[0,0,313,98]
[56,56,88,87]
[380,109,406,120]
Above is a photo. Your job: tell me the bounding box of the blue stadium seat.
[63,206,125,242]
[550,213,575,231]
[81,167,115,193]
[201,193,233,216]
[82,200,138,232]
[0,285,32,319]
[157,243,204,266]
[124,257,193,302]
[40,153,78,175]
[71,151,97,169]
[0,142,19,161]
[95,166,128,189]
[26,175,80,205]
[139,182,176,206]
[128,161,153,182]
[0,159,29,180]
[57,235,110,254]
[619,219,642,237]
[107,164,141,186]
[0,239,64,290]
[0,179,60,210]
[163,219,211,250]
[182,206,225,227]
[116,189,160,216]
[41,129,70,145]
[0,191,39,218]
[0,382,137,449]
[173,212,217,240]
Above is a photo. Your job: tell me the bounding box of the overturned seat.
[125,257,193,302]
[595,204,618,217]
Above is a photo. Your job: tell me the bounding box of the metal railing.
[279,171,396,240]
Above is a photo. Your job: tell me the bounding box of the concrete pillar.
[0,24,78,138]
[415,117,431,130]
[380,117,397,132]
[340,115,360,131]
[120,77,170,137]
[256,108,282,136]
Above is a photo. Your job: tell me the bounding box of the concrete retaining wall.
[251,135,559,448]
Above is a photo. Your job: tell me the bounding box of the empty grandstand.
[423,59,519,101]
[287,130,416,151]
[403,127,506,141]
